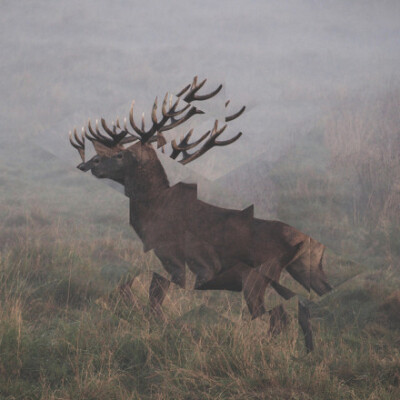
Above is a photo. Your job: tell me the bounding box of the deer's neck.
[124,156,170,201]
[125,152,170,244]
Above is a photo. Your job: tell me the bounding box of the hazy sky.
[1,0,400,175]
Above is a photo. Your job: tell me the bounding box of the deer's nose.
[77,162,90,171]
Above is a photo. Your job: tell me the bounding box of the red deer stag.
[69,77,332,352]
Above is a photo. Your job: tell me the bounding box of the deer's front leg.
[149,272,171,318]
[154,246,186,289]
[242,269,269,319]
[149,246,186,319]
[242,269,291,335]
[268,304,289,335]
[119,277,137,306]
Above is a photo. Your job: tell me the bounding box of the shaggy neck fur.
[124,143,170,201]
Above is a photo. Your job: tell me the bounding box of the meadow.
[0,89,399,399]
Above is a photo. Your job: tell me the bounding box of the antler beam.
[169,98,245,164]
[171,120,242,165]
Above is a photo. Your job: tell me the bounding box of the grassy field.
[0,89,399,399]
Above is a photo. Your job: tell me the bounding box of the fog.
[1,0,400,263]
[2,0,399,162]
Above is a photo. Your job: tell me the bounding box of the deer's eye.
[93,158,100,164]
[117,153,123,159]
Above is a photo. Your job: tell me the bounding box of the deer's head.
[69,76,246,194]
[78,142,129,183]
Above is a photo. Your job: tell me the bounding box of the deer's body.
[88,142,331,319]
[70,77,332,352]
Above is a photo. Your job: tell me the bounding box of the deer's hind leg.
[195,262,268,318]
[298,299,313,352]
[243,272,291,334]
[198,264,289,330]
[266,278,314,352]
[266,280,297,335]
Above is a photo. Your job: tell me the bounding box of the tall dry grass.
[1,94,400,398]
[323,88,400,228]
[0,199,399,398]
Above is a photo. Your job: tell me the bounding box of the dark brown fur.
[80,141,332,351]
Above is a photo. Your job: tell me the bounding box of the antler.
[169,100,245,164]
[69,128,85,162]
[171,120,242,165]
[84,118,139,148]
[176,76,223,103]
[124,94,197,143]
[224,100,246,122]
[69,76,245,163]
[123,76,225,144]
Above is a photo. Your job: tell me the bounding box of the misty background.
[1,0,400,265]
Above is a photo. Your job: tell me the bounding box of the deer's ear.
[92,141,114,157]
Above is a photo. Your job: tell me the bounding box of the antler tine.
[102,118,123,141]
[161,93,191,118]
[174,119,241,165]
[95,119,113,143]
[69,128,79,148]
[123,117,142,141]
[69,127,85,162]
[86,119,100,142]
[171,129,211,153]
[128,94,199,141]
[102,118,124,142]
[141,112,145,131]
[83,117,129,148]
[85,120,104,144]
[161,93,169,117]
[101,118,115,136]
[174,75,202,98]
[192,83,222,101]
[124,77,226,143]
[110,118,139,145]
[158,106,200,133]
[151,97,158,125]
[192,76,206,90]
[95,119,109,140]
[103,117,130,143]
[74,127,84,147]
[170,129,194,160]
[129,101,145,138]
[175,83,191,98]
[178,76,223,103]
[210,120,228,138]
[225,104,246,122]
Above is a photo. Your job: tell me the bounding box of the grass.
[0,89,400,399]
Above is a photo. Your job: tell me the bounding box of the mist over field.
[1,0,400,256]
[1,0,400,160]
[1,1,400,399]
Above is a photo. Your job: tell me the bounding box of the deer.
[69,77,332,352]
